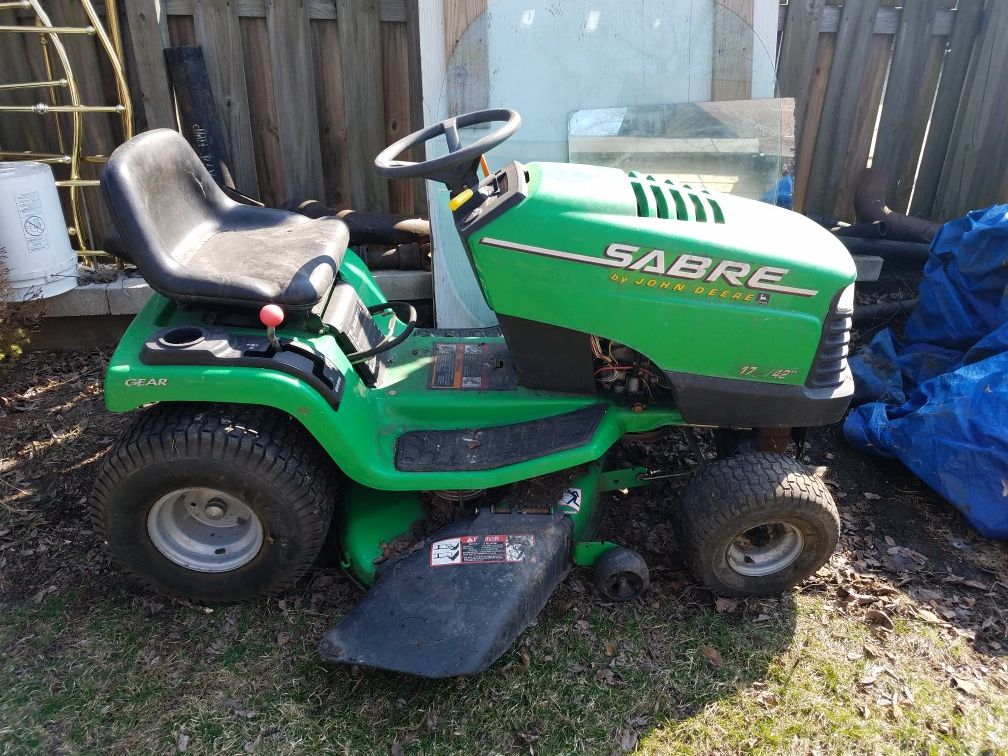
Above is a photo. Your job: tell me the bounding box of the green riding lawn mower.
[92,108,854,678]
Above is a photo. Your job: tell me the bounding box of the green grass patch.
[2,583,1005,754]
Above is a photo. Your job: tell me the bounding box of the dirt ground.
[1,348,1006,754]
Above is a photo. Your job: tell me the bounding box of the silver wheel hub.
[726,522,804,577]
[147,487,264,573]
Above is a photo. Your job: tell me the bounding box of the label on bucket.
[15,191,49,253]
[429,534,535,566]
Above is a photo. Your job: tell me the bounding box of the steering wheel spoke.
[443,118,462,153]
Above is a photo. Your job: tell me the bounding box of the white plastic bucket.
[0,161,77,301]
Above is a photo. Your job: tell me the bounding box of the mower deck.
[320,509,573,678]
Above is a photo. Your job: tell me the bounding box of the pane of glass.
[427,0,781,326]
[568,98,795,201]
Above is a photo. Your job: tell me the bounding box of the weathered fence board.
[933,0,1008,221]
[337,0,389,211]
[909,0,987,218]
[872,0,941,212]
[192,0,258,194]
[803,0,880,216]
[265,0,324,204]
[712,0,755,101]
[832,32,891,221]
[121,1,174,131]
[311,18,352,209]
[239,15,284,207]
[791,31,835,214]
[776,0,825,135]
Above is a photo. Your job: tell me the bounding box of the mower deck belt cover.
[319,510,572,677]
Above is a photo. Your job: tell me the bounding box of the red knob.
[259,304,284,328]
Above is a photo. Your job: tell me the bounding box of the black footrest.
[319,511,572,677]
[394,404,606,472]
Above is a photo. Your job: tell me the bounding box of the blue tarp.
[844,204,1008,539]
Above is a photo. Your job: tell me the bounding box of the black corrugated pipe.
[853,168,941,243]
[853,298,919,321]
[836,236,931,261]
[287,200,431,246]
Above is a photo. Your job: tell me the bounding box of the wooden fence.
[2,0,1007,242]
[778,0,1008,222]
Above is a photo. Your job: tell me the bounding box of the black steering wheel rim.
[373,108,521,192]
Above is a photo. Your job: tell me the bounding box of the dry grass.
[1,351,1006,755]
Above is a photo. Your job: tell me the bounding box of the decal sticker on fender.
[479,237,819,298]
[429,534,535,566]
[125,378,168,386]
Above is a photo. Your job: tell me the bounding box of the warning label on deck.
[429,534,535,566]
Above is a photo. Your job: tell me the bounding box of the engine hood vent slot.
[627,171,725,224]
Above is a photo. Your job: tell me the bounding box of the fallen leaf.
[618,730,638,752]
[699,645,724,668]
[177,734,190,753]
[426,712,438,733]
[714,597,738,613]
[951,676,977,696]
[860,665,884,686]
[865,492,882,500]
[390,739,405,756]
[915,608,943,624]
[604,640,617,657]
[866,609,894,630]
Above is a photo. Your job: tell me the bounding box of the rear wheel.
[675,452,838,596]
[91,403,339,602]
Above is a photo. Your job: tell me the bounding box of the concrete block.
[372,270,433,300]
[108,274,154,315]
[40,280,110,317]
[853,255,884,282]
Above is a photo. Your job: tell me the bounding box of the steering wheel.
[373,108,521,193]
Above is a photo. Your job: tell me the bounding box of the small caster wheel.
[592,547,650,601]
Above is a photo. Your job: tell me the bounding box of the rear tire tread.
[90,402,339,601]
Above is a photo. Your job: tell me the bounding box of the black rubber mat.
[394,404,606,472]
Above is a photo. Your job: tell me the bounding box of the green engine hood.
[463,162,856,387]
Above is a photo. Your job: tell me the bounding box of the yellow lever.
[448,188,474,211]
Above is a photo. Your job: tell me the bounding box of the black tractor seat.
[101,129,347,311]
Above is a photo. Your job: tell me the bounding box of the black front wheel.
[674,453,839,596]
[90,403,339,602]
